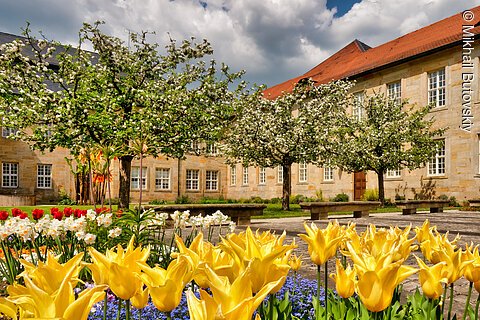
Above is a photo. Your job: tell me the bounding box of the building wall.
[1,44,480,204]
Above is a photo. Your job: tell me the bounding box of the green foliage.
[258,292,299,320]
[148,199,167,205]
[57,189,77,205]
[438,195,460,207]
[290,194,306,204]
[405,289,443,320]
[175,195,191,204]
[332,193,349,202]
[361,189,379,201]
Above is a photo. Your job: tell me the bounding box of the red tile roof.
[263,6,480,99]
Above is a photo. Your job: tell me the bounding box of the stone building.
[1,7,480,205]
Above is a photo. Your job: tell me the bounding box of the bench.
[395,200,449,215]
[468,199,480,207]
[144,203,266,225]
[299,201,381,220]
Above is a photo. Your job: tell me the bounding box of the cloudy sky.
[0,0,478,87]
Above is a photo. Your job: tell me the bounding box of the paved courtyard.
[239,210,480,316]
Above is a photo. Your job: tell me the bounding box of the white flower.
[228,221,236,233]
[108,227,122,238]
[84,233,96,245]
[86,209,96,221]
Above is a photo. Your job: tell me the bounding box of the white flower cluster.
[166,209,236,232]
[0,211,120,244]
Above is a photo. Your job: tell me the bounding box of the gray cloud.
[0,0,478,87]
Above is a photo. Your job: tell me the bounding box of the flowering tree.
[0,22,245,207]
[336,93,445,205]
[221,79,352,210]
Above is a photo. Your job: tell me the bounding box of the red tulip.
[32,208,44,220]
[0,210,8,220]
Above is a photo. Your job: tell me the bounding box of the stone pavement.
[238,210,480,316]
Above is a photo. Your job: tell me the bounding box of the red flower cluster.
[74,208,87,218]
[32,208,44,220]
[50,207,63,221]
[0,210,8,220]
[63,207,74,217]
[11,208,28,219]
[95,207,110,214]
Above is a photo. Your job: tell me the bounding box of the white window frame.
[155,168,170,190]
[206,170,219,191]
[230,165,236,186]
[427,141,446,176]
[131,166,147,190]
[37,164,52,189]
[191,141,200,153]
[353,92,365,120]
[2,162,18,188]
[428,69,446,108]
[299,162,307,183]
[277,166,284,184]
[2,127,18,138]
[259,167,266,185]
[323,164,334,182]
[186,169,200,191]
[387,81,402,105]
[386,168,401,178]
[206,143,218,156]
[242,166,249,185]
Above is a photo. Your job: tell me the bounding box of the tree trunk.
[377,169,385,206]
[282,164,291,211]
[119,155,134,209]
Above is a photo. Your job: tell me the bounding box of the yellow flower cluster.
[0,229,295,320]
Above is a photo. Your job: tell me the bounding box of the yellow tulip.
[330,259,356,299]
[414,219,436,243]
[288,253,302,272]
[7,267,106,320]
[415,256,448,299]
[187,265,283,320]
[298,221,344,266]
[0,297,20,320]
[131,286,149,309]
[219,227,294,293]
[436,249,469,284]
[88,236,150,300]
[475,281,480,294]
[174,233,235,288]
[138,255,193,312]
[20,251,84,295]
[463,244,480,284]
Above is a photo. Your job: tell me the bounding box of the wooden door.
[353,171,366,201]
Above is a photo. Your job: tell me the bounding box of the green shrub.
[395,193,406,201]
[315,189,325,202]
[290,194,306,204]
[148,199,166,205]
[175,195,191,204]
[250,196,266,204]
[362,189,379,201]
[383,198,395,207]
[332,193,349,202]
[57,190,76,205]
[270,197,282,204]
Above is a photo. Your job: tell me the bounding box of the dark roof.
[264,6,480,99]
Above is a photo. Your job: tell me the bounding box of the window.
[206,143,218,156]
[230,166,236,186]
[277,166,283,183]
[387,81,402,105]
[155,168,170,190]
[299,162,307,183]
[386,168,401,178]
[206,170,219,191]
[259,167,266,185]
[324,163,333,182]
[190,141,200,153]
[186,169,199,190]
[2,127,18,138]
[131,167,147,190]
[37,164,52,189]
[428,141,445,176]
[242,166,249,185]
[428,69,446,107]
[353,92,365,120]
[2,162,18,188]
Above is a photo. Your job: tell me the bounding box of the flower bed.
[0,208,479,320]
